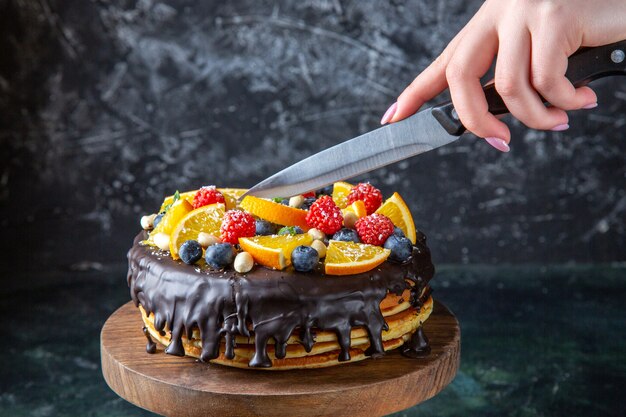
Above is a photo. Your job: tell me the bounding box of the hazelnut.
[289,195,305,208]
[234,251,254,273]
[153,233,171,251]
[343,212,358,229]
[197,232,220,248]
[311,239,327,258]
[307,228,325,241]
[140,214,157,230]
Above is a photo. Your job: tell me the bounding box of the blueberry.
[205,243,235,269]
[393,227,405,238]
[280,198,290,206]
[300,197,317,210]
[316,185,334,197]
[384,235,413,263]
[278,226,303,235]
[179,240,203,265]
[291,245,319,272]
[332,228,361,243]
[153,213,164,228]
[255,219,275,236]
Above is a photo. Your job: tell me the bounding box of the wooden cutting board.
[101,301,460,417]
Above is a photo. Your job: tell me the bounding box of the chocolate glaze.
[127,230,435,368]
[142,326,157,354]
[402,326,431,358]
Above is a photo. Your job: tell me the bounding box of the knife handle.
[432,39,626,136]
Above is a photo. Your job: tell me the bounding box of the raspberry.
[305,196,343,235]
[347,183,383,215]
[355,213,394,246]
[193,186,225,209]
[220,210,256,244]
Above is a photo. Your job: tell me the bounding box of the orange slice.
[159,190,197,213]
[239,234,314,269]
[147,199,193,245]
[324,240,390,276]
[375,192,416,244]
[169,203,225,260]
[218,188,247,210]
[240,196,308,230]
[331,181,353,209]
[341,200,367,218]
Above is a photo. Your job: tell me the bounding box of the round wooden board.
[101,301,460,417]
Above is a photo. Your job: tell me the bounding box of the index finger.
[389,28,468,123]
[445,27,511,142]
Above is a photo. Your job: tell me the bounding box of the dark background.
[1,0,625,271]
[0,1,625,416]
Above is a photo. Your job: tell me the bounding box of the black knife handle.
[432,39,626,136]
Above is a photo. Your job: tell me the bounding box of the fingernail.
[551,123,569,132]
[484,137,510,153]
[380,102,397,125]
[582,102,598,109]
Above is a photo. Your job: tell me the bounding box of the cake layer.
[140,295,432,350]
[141,288,430,345]
[141,297,434,370]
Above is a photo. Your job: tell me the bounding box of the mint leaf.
[278,226,297,236]
[162,190,181,213]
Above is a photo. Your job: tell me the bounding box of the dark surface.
[1,0,625,270]
[1,264,624,417]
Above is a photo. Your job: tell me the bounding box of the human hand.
[381,0,626,152]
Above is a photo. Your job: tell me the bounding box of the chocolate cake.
[127,183,436,369]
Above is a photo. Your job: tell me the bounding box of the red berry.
[302,191,316,198]
[347,183,383,214]
[355,213,394,246]
[220,210,256,244]
[193,186,225,209]
[305,196,343,235]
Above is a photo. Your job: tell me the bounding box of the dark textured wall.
[1,0,625,269]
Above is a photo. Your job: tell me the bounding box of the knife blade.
[242,40,626,199]
[241,109,458,199]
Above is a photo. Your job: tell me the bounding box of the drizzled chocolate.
[142,326,157,354]
[402,326,431,358]
[127,230,435,367]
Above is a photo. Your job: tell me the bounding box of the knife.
[242,40,626,199]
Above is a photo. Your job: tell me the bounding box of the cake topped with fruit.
[128,182,435,369]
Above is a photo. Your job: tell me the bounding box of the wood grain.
[101,301,460,417]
